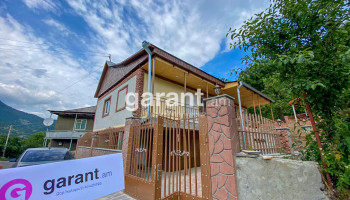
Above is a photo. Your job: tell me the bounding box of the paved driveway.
[96,191,134,200]
[0,161,13,169]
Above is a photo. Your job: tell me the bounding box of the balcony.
[141,97,199,120]
[46,130,92,139]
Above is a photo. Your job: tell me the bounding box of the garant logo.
[0,179,32,200]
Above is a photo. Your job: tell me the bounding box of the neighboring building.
[46,106,96,150]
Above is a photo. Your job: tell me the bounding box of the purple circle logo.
[0,179,32,200]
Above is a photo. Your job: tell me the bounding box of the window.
[103,97,111,117]
[116,85,128,112]
[75,119,87,130]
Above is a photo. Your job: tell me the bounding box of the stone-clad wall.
[205,95,240,200]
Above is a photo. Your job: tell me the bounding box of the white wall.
[93,76,137,131]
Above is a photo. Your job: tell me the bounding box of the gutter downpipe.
[292,104,298,122]
[237,81,247,149]
[142,41,152,120]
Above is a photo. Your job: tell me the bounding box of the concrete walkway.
[96,191,134,200]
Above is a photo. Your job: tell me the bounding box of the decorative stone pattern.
[205,95,240,200]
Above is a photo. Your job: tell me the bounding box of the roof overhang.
[223,81,274,108]
[94,44,226,98]
[48,111,95,118]
[93,42,274,108]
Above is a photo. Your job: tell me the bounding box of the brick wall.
[134,68,144,117]
[75,146,121,159]
[277,128,291,153]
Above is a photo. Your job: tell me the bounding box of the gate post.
[123,117,141,174]
[204,94,240,200]
[152,117,164,200]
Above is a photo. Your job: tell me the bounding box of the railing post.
[152,117,164,200]
[204,94,240,200]
[123,117,141,174]
[199,114,212,199]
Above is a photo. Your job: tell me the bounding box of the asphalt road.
[0,161,13,169]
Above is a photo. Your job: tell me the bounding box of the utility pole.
[2,125,12,158]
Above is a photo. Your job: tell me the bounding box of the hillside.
[0,100,54,137]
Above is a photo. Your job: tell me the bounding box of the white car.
[11,148,74,167]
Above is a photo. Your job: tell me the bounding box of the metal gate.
[125,115,211,200]
[124,117,163,200]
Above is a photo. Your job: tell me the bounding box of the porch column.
[122,117,141,174]
[204,94,240,200]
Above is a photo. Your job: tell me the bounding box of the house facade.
[77,42,287,199]
[46,106,95,150]
[92,43,273,134]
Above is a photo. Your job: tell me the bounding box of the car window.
[21,150,67,162]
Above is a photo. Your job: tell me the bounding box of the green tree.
[0,132,45,159]
[23,132,45,148]
[227,0,350,195]
[0,134,25,158]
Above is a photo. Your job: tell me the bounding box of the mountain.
[0,100,54,137]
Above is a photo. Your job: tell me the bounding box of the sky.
[0,0,269,119]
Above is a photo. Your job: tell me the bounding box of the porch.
[140,96,280,154]
[124,93,283,200]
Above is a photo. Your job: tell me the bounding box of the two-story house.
[46,106,95,150]
[77,42,284,199]
[91,42,273,134]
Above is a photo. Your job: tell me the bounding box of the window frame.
[102,96,112,117]
[75,119,87,130]
[115,85,128,112]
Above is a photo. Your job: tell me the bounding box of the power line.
[0,43,108,55]
[56,65,104,94]
[0,38,38,44]
[0,48,109,58]
[0,47,108,57]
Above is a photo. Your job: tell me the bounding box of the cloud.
[0,0,270,118]
[22,0,59,12]
[66,0,269,67]
[0,14,99,118]
[43,18,72,36]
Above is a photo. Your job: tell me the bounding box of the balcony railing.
[236,107,281,154]
[141,97,199,120]
[46,130,91,139]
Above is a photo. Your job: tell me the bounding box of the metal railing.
[237,107,281,154]
[141,97,199,120]
[46,131,89,139]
